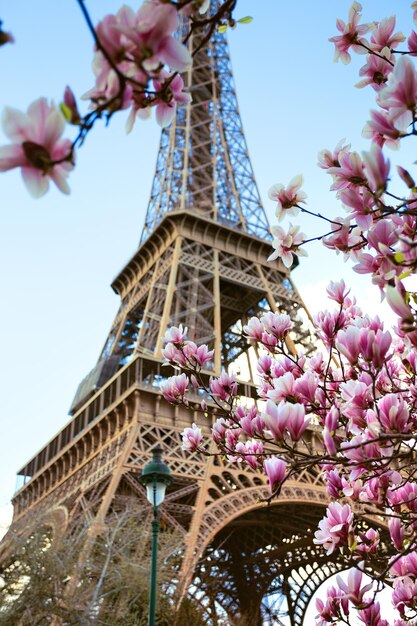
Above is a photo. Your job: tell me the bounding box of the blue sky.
[0,0,415,513]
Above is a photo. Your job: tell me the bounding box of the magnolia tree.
[3,0,417,624]
[160,3,417,625]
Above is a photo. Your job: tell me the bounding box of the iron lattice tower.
[4,11,347,625]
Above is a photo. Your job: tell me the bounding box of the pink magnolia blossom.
[340,380,372,423]
[315,586,348,626]
[268,175,307,221]
[386,283,414,320]
[164,324,188,345]
[336,566,373,606]
[183,342,214,367]
[355,528,380,555]
[261,331,277,351]
[181,422,202,452]
[122,2,192,72]
[0,98,74,197]
[263,456,286,493]
[357,602,389,626]
[160,373,189,404]
[369,16,405,52]
[324,406,341,437]
[378,56,417,131]
[211,417,229,445]
[392,577,417,616]
[390,552,417,580]
[339,187,376,229]
[260,312,292,341]
[388,482,417,513]
[325,469,344,498]
[356,50,393,91]
[327,149,366,191]
[408,30,417,55]
[153,72,191,128]
[314,501,354,554]
[268,224,307,268]
[318,139,350,170]
[83,9,145,109]
[367,218,398,252]
[326,279,351,305]
[389,517,404,551]
[362,109,402,149]
[360,472,398,505]
[162,342,187,366]
[236,439,264,470]
[397,165,416,189]
[322,218,362,258]
[263,399,309,442]
[285,402,310,441]
[377,393,410,433]
[359,328,392,368]
[209,371,238,401]
[236,405,263,437]
[84,3,192,127]
[314,309,347,346]
[362,144,390,196]
[256,354,272,374]
[225,427,241,451]
[293,371,319,403]
[267,372,298,404]
[243,317,264,341]
[263,399,288,440]
[336,325,361,364]
[329,2,374,65]
[353,251,398,288]
[341,434,382,471]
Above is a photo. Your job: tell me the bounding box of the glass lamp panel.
[146,481,167,507]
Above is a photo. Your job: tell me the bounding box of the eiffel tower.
[4,8,346,626]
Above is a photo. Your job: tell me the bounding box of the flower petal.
[27,98,49,143]
[21,166,49,198]
[0,144,25,171]
[156,102,175,128]
[160,37,192,71]
[43,108,66,150]
[50,165,71,195]
[2,107,32,142]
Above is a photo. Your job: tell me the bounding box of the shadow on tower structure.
[4,7,349,625]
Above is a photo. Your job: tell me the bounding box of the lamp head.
[139,446,173,507]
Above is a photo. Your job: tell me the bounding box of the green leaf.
[218,24,228,33]
[394,251,405,264]
[399,270,412,280]
[60,102,72,122]
[237,16,253,24]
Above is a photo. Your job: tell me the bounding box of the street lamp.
[139,445,173,626]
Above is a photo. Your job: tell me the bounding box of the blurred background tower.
[4,6,344,625]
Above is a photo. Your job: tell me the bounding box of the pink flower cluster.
[162,325,214,369]
[160,269,417,623]
[267,3,417,350]
[314,501,354,555]
[83,2,192,130]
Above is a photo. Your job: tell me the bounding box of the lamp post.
[139,445,173,626]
